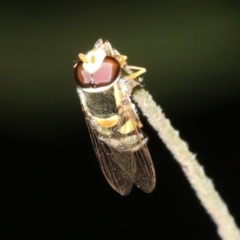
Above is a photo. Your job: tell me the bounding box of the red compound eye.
[74,56,120,88]
[74,61,91,88]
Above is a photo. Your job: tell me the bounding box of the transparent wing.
[85,115,135,195]
[133,143,156,193]
[85,101,156,195]
[116,96,156,193]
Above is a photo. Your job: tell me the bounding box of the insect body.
[74,39,155,195]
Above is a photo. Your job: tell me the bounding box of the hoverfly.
[74,39,155,195]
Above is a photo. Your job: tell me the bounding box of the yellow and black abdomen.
[84,85,147,152]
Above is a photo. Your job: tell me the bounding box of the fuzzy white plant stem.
[133,88,240,240]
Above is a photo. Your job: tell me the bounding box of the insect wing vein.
[133,144,156,193]
[115,100,156,193]
[85,113,134,195]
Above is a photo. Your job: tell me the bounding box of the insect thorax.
[84,87,117,118]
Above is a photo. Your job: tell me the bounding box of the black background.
[2,1,240,239]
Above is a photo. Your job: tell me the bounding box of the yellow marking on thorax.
[94,115,119,128]
[119,119,140,135]
[113,83,122,107]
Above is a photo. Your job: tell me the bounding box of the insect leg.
[124,66,146,82]
[113,54,128,66]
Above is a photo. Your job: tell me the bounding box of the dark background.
[2,1,240,239]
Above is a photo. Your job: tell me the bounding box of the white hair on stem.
[133,88,240,240]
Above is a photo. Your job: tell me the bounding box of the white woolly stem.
[133,88,240,240]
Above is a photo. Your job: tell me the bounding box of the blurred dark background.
[2,0,240,239]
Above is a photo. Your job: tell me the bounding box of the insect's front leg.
[124,66,146,82]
